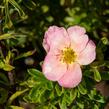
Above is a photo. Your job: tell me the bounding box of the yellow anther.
[61,47,77,64]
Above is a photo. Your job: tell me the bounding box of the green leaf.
[55,84,64,96]
[8,106,24,109]
[15,50,36,60]
[28,69,47,82]
[0,33,14,40]
[101,71,109,80]
[28,69,43,77]
[93,68,101,82]
[23,0,37,10]
[3,63,14,71]
[29,86,39,102]
[4,1,13,29]
[101,37,109,45]
[49,104,57,109]
[0,60,14,71]
[25,77,38,87]
[0,51,14,71]
[71,105,77,109]
[7,89,28,105]
[0,60,4,69]
[59,96,67,109]
[8,0,27,19]
[64,91,73,106]
[23,95,32,103]
[22,69,51,88]
[46,81,53,90]
[77,102,84,109]
[63,89,77,106]
[49,90,55,99]
[0,88,8,104]
[93,104,99,109]
[88,88,96,100]
[95,98,105,103]
[0,73,9,85]
[78,83,87,95]
[70,89,77,102]
[29,86,46,103]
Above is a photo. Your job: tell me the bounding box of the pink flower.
[42,25,96,88]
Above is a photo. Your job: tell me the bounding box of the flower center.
[61,47,77,64]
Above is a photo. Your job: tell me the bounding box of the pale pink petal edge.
[77,40,96,65]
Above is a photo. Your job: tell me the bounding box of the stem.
[8,71,14,85]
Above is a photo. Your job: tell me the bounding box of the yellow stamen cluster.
[61,47,77,64]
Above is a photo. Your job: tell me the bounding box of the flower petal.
[77,40,96,65]
[58,63,82,88]
[43,38,50,52]
[42,53,67,81]
[67,25,88,52]
[43,26,70,52]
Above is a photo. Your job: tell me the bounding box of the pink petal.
[77,40,96,65]
[67,26,89,52]
[58,63,82,88]
[42,53,67,81]
[43,38,50,52]
[43,26,70,52]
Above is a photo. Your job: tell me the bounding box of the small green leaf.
[35,105,49,109]
[26,77,38,87]
[8,106,24,109]
[59,96,67,109]
[64,89,77,106]
[0,60,14,71]
[71,105,77,109]
[3,63,14,71]
[93,104,99,109]
[8,0,27,19]
[23,95,32,103]
[95,98,105,103]
[5,51,13,64]
[23,0,37,10]
[46,81,53,90]
[55,84,64,96]
[94,95,105,103]
[0,33,14,40]
[93,68,101,82]
[0,73,9,85]
[29,86,39,102]
[4,0,13,29]
[29,86,46,103]
[7,89,28,105]
[0,88,8,104]
[70,89,77,101]
[15,50,36,60]
[0,73,7,82]
[49,90,55,100]
[28,69,47,82]
[78,84,87,95]
[101,37,109,45]
[64,91,73,106]
[88,88,96,100]
[101,71,109,80]
[28,69,43,77]
[77,102,84,109]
